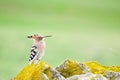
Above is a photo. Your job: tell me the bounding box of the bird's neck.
[34,40,45,45]
[34,40,46,54]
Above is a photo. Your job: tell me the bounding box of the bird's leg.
[34,60,39,64]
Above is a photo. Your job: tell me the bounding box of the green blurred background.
[0,0,120,79]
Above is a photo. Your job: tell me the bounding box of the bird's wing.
[29,45,39,64]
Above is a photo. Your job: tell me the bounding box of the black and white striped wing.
[29,46,39,63]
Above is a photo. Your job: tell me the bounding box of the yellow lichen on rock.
[14,59,120,80]
[85,61,106,74]
[107,66,120,72]
[85,61,120,74]
[56,59,83,78]
[44,65,53,80]
[15,61,51,80]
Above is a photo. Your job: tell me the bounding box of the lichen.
[85,61,106,74]
[15,61,51,80]
[56,59,83,78]
[14,59,120,80]
[85,61,120,74]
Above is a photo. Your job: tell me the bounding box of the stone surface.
[14,59,120,80]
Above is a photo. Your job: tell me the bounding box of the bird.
[27,34,51,64]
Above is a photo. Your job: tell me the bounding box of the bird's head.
[27,34,51,41]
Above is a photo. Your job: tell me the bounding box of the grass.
[0,0,120,79]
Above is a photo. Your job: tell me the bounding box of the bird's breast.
[38,41,45,53]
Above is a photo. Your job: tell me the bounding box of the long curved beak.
[44,35,52,38]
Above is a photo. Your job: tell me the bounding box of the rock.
[104,71,120,80]
[66,73,107,80]
[14,59,120,80]
[50,68,66,80]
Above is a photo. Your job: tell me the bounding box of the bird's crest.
[28,34,43,41]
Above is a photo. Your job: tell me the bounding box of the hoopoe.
[27,34,51,64]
